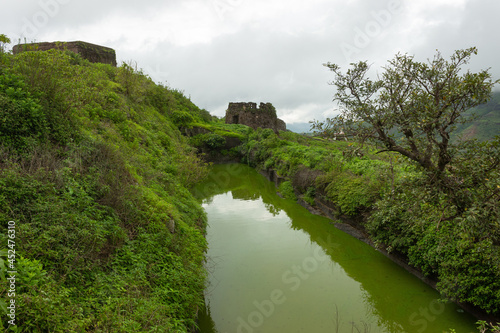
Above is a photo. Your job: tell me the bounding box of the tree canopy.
[312,47,498,176]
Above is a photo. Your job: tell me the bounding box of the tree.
[0,34,11,68]
[312,48,498,179]
[0,34,10,54]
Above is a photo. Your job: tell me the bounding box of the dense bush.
[242,129,392,215]
[367,152,500,315]
[172,110,195,126]
[190,133,226,150]
[363,143,499,318]
[0,70,48,150]
[318,169,383,216]
[278,181,297,201]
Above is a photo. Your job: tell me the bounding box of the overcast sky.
[2,0,499,125]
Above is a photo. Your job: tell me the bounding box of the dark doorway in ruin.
[232,115,239,124]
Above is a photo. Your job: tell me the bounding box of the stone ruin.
[225,102,286,133]
[12,41,117,66]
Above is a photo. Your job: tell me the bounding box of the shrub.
[204,133,226,150]
[304,186,316,206]
[0,71,48,150]
[318,170,382,216]
[171,110,195,126]
[278,181,297,201]
[0,254,90,331]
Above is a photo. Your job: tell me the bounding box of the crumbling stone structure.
[13,41,117,66]
[225,102,286,133]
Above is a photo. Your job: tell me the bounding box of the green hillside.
[0,48,211,332]
[453,91,500,141]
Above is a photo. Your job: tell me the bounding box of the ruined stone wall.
[13,41,117,66]
[277,119,286,132]
[225,102,286,133]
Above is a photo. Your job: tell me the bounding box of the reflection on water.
[194,164,477,333]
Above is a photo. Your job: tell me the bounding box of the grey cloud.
[130,26,341,119]
[2,0,498,123]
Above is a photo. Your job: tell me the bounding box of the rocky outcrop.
[225,102,286,133]
[13,41,117,66]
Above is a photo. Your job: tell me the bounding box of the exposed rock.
[225,102,286,133]
[13,41,117,66]
[292,166,324,193]
[259,168,287,188]
[181,126,211,137]
[223,136,242,150]
[167,220,176,234]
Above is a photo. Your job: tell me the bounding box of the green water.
[194,164,478,333]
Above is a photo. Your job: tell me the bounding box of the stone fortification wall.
[13,41,117,66]
[225,102,286,133]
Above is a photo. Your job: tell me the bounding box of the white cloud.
[2,0,498,124]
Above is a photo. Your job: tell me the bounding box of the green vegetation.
[0,35,10,54]
[366,138,500,314]
[314,49,500,316]
[188,121,250,140]
[185,121,251,160]
[1,39,499,331]
[278,181,297,201]
[242,127,500,325]
[1,44,209,331]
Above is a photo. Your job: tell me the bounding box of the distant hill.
[287,122,313,133]
[452,91,500,141]
[294,92,500,139]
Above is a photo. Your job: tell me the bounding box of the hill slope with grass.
[0,48,211,332]
[453,91,500,141]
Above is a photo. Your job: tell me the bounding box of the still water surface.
[195,164,477,333]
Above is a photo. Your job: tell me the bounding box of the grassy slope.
[0,50,210,332]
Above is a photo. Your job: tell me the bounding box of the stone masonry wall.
[13,41,117,66]
[225,102,286,133]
